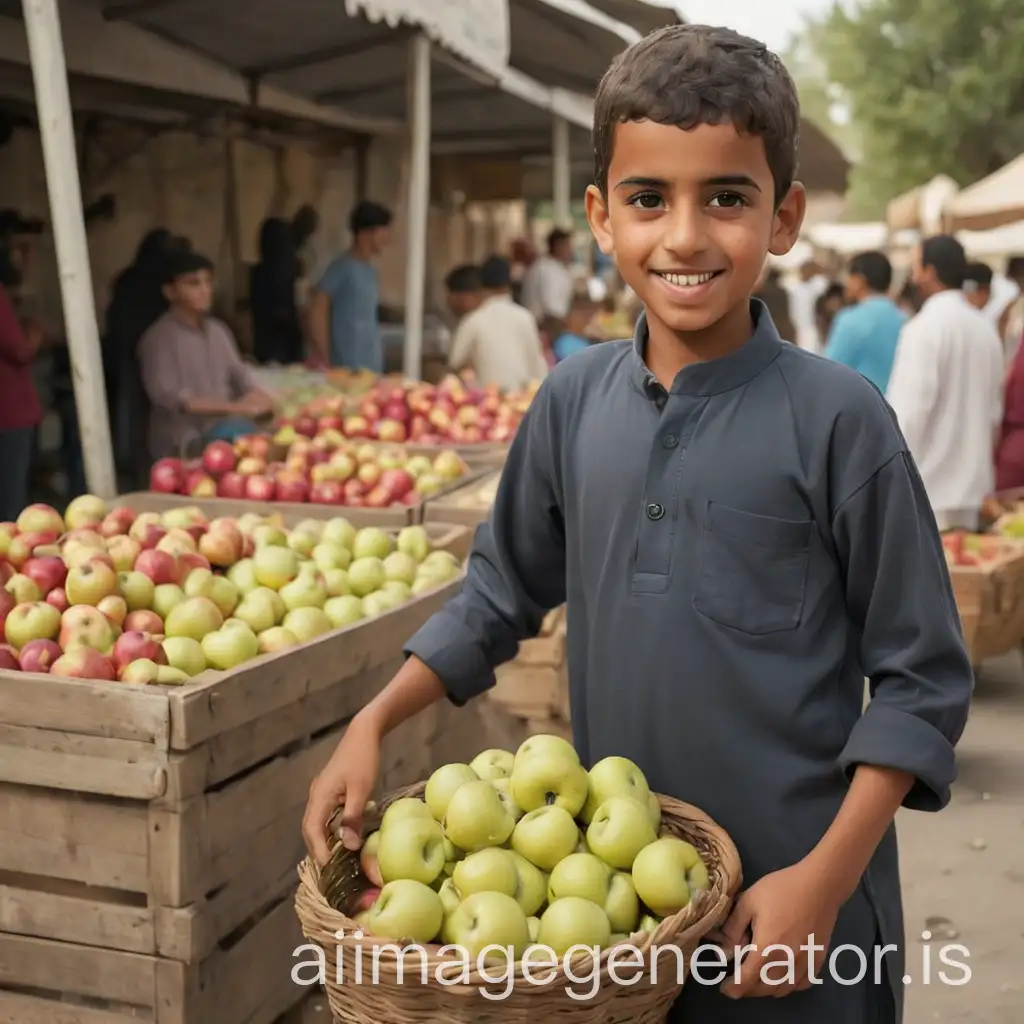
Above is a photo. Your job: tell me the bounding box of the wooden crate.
[949,545,1024,665]
[0,578,462,1021]
[421,470,502,528]
[488,607,569,722]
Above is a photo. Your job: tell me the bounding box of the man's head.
[163,249,214,316]
[844,250,892,303]
[480,255,513,293]
[585,24,805,341]
[349,200,393,257]
[912,235,967,300]
[962,261,994,310]
[566,295,598,335]
[444,264,482,317]
[547,228,573,264]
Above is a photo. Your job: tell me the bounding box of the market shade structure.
[886,174,959,233]
[946,154,1024,233]
[584,0,680,34]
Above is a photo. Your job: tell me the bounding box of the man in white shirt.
[519,228,574,335]
[447,256,549,392]
[886,235,1005,530]
[783,261,830,352]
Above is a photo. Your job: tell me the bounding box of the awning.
[584,0,680,35]
[946,154,1024,233]
[885,174,959,233]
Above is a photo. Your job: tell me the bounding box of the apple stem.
[545,792,557,805]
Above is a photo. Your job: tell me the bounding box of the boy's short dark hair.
[480,256,512,290]
[963,261,993,289]
[164,248,213,284]
[547,228,571,254]
[445,264,482,293]
[349,200,392,235]
[593,24,800,206]
[920,235,967,289]
[847,251,892,293]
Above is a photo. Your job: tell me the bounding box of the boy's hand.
[302,711,382,867]
[717,860,841,999]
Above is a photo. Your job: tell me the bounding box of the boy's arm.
[302,381,567,862]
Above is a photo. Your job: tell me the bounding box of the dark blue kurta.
[405,300,973,1022]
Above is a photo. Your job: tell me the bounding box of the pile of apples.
[150,436,471,508]
[273,374,536,448]
[352,735,709,960]
[0,496,461,683]
[940,531,1010,568]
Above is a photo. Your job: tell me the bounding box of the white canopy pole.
[22,0,116,499]
[402,33,431,382]
[552,113,571,226]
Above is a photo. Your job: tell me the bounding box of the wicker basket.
[295,781,742,1023]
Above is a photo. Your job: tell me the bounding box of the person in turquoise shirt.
[825,251,907,393]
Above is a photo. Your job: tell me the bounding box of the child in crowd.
[551,296,599,361]
[303,25,971,1024]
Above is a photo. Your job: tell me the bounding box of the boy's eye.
[708,191,748,209]
[626,191,664,210]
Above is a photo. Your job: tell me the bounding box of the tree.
[788,0,1024,217]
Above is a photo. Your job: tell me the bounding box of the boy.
[139,248,273,460]
[447,256,549,390]
[308,200,392,371]
[303,25,972,1023]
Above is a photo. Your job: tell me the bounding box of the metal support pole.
[552,113,571,227]
[22,0,116,498]
[402,33,431,381]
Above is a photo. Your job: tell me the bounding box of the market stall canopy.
[958,220,1024,260]
[886,174,959,233]
[584,0,681,35]
[947,154,1024,233]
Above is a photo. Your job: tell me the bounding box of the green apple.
[421,550,459,573]
[415,559,459,586]
[527,916,541,943]
[251,524,288,548]
[442,837,462,874]
[117,571,155,611]
[322,568,351,597]
[156,665,190,685]
[425,762,479,821]
[313,542,352,572]
[538,897,611,956]
[281,607,332,642]
[605,872,639,934]
[258,626,300,653]
[648,791,662,833]
[441,891,529,960]
[293,519,325,541]
[323,595,364,629]
[510,805,578,871]
[120,658,161,684]
[510,734,588,817]
[438,877,461,915]
[164,596,223,641]
[201,624,259,670]
[362,591,398,618]
[396,525,432,563]
[359,831,382,885]
[365,879,443,944]
[580,756,651,824]
[586,796,657,870]
[452,847,519,899]
[382,551,417,587]
[443,780,515,852]
[152,583,186,620]
[348,557,386,598]
[253,545,300,590]
[161,636,206,676]
[547,852,610,905]
[631,837,708,917]
[411,576,442,596]
[352,527,394,561]
[491,777,523,822]
[382,580,412,603]
[508,851,548,917]
[377,816,447,886]
[226,558,259,593]
[234,587,285,633]
[638,913,661,935]
[182,567,214,598]
[287,530,317,557]
[206,576,241,618]
[321,517,357,551]
[380,797,433,831]
[279,573,328,611]
[470,749,515,780]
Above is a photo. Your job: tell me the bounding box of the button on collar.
[661,434,678,449]
[646,502,665,521]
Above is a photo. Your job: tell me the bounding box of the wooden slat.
[0,743,166,800]
[0,675,170,747]
[0,990,145,1024]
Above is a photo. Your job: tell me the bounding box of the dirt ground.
[286,653,1024,1024]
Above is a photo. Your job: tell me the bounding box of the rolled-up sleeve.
[404,379,567,704]
[832,449,973,811]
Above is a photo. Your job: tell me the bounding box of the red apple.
[248,436,271,460]
[0,589,13,642]
[124,609,164,633]
[18,638,62,673]
[150,458,186,494]
[382,401,410,424]
[379,468,415,500]
[245,476,276,502]
[178,551,212,577]
[202,440,237,476]
[275,476,310,504]
[135,549,180,586]
[237,457,267,476]
[23,555,67,594]
[342,479,366,503]
[99,506,136,538]
[187,474,217,497]
[310,481,345,505]
[0,644,20,671]
[376,418,407,442]
[343,416,371,439]
[319,415,343,432]
[16,504,65,536]
[364,486,393,509]
[46,587,69,613]
[112,630,168,672]
[294,414,318,438]
[357,463,382,488]
[217,472,248,499]
[198,526,243,568]
[50,647,117,681]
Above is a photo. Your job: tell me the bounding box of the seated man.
[447,255,548,391]
[139,248,274,461]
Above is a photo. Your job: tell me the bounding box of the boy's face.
[585,120,803,338]
[166,269,213,315]
[366,225,392,257]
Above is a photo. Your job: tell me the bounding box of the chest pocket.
[693,502,812,635]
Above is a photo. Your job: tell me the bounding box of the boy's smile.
[586,120,802,363]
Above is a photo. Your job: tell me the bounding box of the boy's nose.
[662,206,708,259]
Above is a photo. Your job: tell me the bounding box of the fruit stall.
[0,495,482,1023]
[294,737,742,1021]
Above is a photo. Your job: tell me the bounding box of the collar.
[168,309,208,333]
[919,288,968,313]
[629,298,784,398]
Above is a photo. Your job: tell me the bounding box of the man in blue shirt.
[309,201,392,371]
[824,250,906,393]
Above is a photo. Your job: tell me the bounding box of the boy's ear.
[768,181,806,257]
[585,184,614,256]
